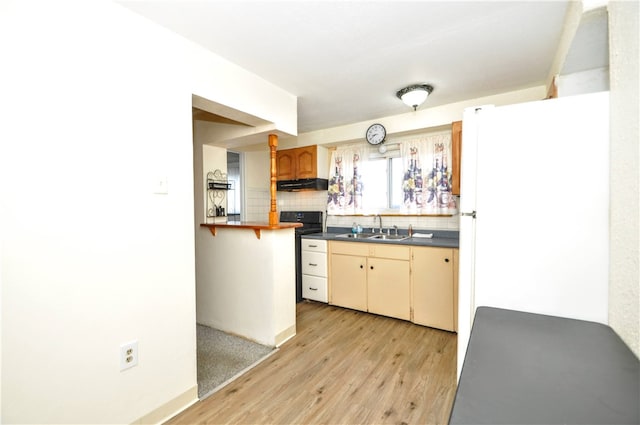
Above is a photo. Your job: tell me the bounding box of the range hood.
[276,178,328,192]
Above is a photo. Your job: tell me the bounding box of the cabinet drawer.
[302,251,327,277]
[302,275,328,302]
[301,238,327,252]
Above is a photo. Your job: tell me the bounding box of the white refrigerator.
[457,91,610,379]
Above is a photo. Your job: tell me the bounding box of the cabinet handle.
[309,263,317,266]
[309,287,318,291]
[360,265,364,269]
[370,266,374,270]
[444,258,450,263]
[308,244,317,248]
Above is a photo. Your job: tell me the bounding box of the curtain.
[327,144,367,214]
[399,133,458,214]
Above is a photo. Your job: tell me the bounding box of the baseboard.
[132,386,198,425]
[275,324,296,347]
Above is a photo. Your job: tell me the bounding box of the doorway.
[226,151,242,221]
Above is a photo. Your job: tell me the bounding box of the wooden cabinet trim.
[452,120,462,195]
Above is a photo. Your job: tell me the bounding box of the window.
[360,157,404,210]
[328,133,457,215]
[227,151,242,221]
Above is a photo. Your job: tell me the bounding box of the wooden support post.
[269,134,279,226]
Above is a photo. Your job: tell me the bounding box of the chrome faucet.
[408,224,413,237]
[392,225,398,236]
[374,214,383,233]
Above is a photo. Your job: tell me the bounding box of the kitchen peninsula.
[198,221,301,347]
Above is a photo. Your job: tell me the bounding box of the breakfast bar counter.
[197,221,301,347]
[201,221,301,239]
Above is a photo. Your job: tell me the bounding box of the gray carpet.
[197,324,275,399]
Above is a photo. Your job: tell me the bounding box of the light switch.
[153,176,169,194]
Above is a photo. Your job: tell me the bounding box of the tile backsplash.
[245,188,460,231]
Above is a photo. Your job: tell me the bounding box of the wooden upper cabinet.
[277,149,296,180]
[451,120,462,195]
[277,145,318,180]
[294,146,317,179]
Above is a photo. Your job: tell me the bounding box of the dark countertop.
[449,307,640,425]
[302,228,459,248]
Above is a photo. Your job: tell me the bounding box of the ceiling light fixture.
[396,84,434,111]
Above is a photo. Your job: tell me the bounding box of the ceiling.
[118,1,608,134]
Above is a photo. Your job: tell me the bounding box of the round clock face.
[366,123,386,145]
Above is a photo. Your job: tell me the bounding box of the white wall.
[0,3,196,422]
[0,1,296,423]
[558,67,610,96]
[193,128,228,229]
[202,145,228,221]
[608,1,639,358]
[244,150,272,222]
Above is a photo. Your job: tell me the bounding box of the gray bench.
[450,307,639,424]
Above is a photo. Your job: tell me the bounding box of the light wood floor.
[167,301,458,425]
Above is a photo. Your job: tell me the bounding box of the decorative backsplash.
[245,187,460,231]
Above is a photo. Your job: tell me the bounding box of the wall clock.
[365,123,386,145]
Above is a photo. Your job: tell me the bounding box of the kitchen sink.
[368,234,410,241]
[336,233,377,239]
[336,232,410,241]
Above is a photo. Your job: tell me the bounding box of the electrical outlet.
[120,340,138,371]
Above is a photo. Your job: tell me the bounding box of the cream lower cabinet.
[329,241,410,320]
[329,241,457,331]
[329,251,367,310]
[412,247,458,332]
[367,244,410,320]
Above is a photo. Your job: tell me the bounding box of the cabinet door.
[412,247,455,331]
[330,254,367,311]
[367,258,410,320]
[295,145,317,179]
[453,249,459,331]
[276,149,296,180]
